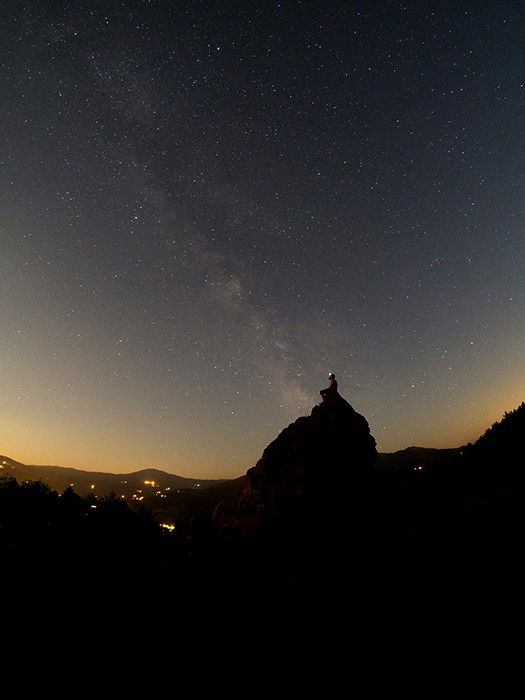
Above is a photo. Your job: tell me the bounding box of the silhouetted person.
[320,373,338,401]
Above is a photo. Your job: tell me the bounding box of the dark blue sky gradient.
[1,1,523,476]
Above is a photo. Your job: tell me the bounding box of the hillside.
[376,446,462,473]
[0,456,230,499]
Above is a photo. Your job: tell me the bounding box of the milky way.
[1,1,523,476]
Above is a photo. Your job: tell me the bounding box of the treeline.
[0,480,178,618]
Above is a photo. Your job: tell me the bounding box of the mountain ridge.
[0,455,230,497]
[0,445,467,497]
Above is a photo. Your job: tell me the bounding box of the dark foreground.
[1,402,522,664]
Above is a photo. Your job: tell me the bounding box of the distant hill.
[0,455,231,500]
[376,446,462,473]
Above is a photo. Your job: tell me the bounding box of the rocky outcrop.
[214,394,377,535]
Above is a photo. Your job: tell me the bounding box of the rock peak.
[215,394,377,535]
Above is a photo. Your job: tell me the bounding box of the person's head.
[328,373,335,379]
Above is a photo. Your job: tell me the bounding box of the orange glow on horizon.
[2,365,524,477]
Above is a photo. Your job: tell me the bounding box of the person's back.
[320,373,338,401]
[328,373,337,393]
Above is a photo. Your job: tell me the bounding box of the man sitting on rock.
[320,373,338,402]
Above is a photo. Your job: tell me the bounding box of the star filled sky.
[1,0,524,477]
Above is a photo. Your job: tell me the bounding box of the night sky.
[1,1,523,477]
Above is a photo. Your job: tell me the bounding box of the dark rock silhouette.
[215,394,377,535]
